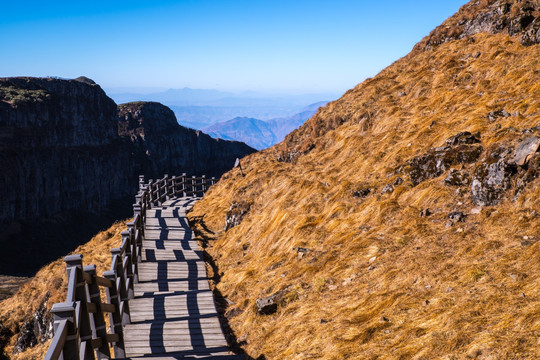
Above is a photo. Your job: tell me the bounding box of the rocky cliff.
[0,78,255,275]
[0,77,132,225]
[117,102,255,178]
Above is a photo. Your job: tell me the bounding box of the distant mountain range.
[202,101,327,150]
[106,87,339,130]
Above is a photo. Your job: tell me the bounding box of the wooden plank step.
[125,317,222,330]
[142,250,203,262]
[138,263,207,272]
[126,345,230,357]
[125,331,225,340]
[127,353,244,359]
[130,293,215,306]
[141,241,199,251]
[126,349,241,359]
[130,313,219,323]
[125,339,228,348]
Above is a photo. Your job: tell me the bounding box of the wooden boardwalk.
[124,198,242,359]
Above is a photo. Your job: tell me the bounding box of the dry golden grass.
[0,220,128,360]
[189,32,540,359]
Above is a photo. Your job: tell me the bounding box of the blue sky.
[1,0,466,94]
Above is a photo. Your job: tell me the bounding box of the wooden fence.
[44,174,214,360]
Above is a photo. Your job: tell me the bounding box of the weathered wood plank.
[125,317,222,330]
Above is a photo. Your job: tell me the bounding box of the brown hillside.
[188,1,540,359]
[0,220,126,359]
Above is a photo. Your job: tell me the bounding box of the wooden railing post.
[133,204,142,221]
[84,265,111,359]
[163,174,169,201]
[145,184,151,210]
[211,176,216,187]
[103,270,126,358]
[148,179,155,207]
[138,175,145,191]
[181,173,187,197]
[121,231,135,299]
[110,249,130,314]
[50,302,80,360]
[127,221,138,265]
[64,255,95,360]
[171,176,177,197]
[201,175,207,195]
[191,175,196,198]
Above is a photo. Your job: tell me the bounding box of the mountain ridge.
[203,102,327,149]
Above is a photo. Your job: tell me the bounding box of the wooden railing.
[146,173,216,206]
[44,173,214,360]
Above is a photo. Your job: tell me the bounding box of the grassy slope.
[0,220,127,359]
[188,27,540,360]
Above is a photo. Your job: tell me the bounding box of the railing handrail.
[44,173,215,360]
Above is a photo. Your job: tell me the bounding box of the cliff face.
[0,77,133,225]
[0,78,255,275]
[117,102,256,178]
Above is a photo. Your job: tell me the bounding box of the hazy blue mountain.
[106,87,339,129]
[204,117,277,150]
[169,105,306,129]
[203,102,328,150]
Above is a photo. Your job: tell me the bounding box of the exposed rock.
[295,247,309,260]
[447,211,466,226]
[224,202,251,231]
[444,169,471,186]
[488,109,511,122]
[512,137,540,166]
[393,177,404,186]
[256,295,278,315]
[445,131,481,146]
[420,208,432,217]
[73,76,97,85]
[12,292,53,354]
[409,134,483,185]
[515,153,540,197]
[381,184,394,194]
[472,153,516,206]
[416,1,540,51]
[471,207,482,215]
[353,188,372,198]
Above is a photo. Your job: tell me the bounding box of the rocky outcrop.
[408,132,483,186]
[12,292,53,354]
[416,0,540,51]
[471,137,540,206]
[224,202,251,231]
[117,102,256,178]
[406,132,540,206]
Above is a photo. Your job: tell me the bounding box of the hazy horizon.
[1,0,466,94]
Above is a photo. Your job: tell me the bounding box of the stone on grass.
[256,295,278,315]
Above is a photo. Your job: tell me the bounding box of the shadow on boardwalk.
[188,215,266,360]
